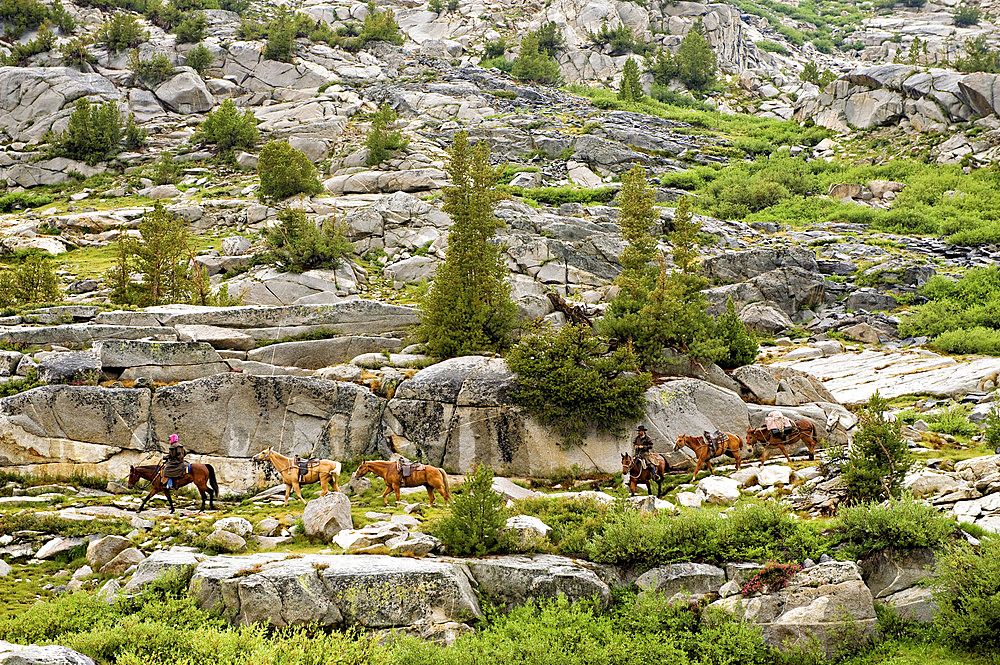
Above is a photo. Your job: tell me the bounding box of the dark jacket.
[163,444,187,479]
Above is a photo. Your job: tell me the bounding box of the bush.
[0,0,50,37]
[676,19,716,90]
[843,392,911,504]
[150,150,180,185]
[264,13,294,61]
[106,202,192,306]
[512,32,562,85]
[95,11,147,52]
[533,20,563,57]
[428,0,442,12]
[510,185,617,205]
[263,206,352,273]
[433,463,506,556]
[589,22,634,55]
[124,113,146,149]
[954,4,981,26]
[364,103,408,166]
[928,403,978,437]
[740,561,801,595]
[0,191,53,213]
[185,43,213,75]
[0,368,44,397]
[934,536,1000,655]
[2,22,54,65]
[838,497,958,557]
[129,51,175,86]
[715,296,758,369]
[482,37,506,59]
[173,11,206,42]
[359,1,403,45]
[50,97,122,165]
[198,98,259,156]
[257,140,323,201]
[0,254,60,308]
[508,324,651,443]
[60,36,96,68]
[985,393,1000,452]
[933,327,1000,355]
[513,497,609,555]
[756,39,789,55]
[801,61,836,88]
[617,56,643,101]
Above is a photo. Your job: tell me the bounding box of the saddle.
[297,458,317,476]
[397,460,423,479]
[767,426,798,441]
[704,430,726,452]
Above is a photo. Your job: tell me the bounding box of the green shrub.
[650,85,712,110]
[838,497,958,557]
[801,61,836,88]
[263,206,352,273]
[956,35,1000,73]
[617,56,643,101]
[933,327,1000,355]
[483,37,506,59]
[60,36,96,68]
[0,368,44,397]
[364,103,408,166]
[512,32,562,85]
[359,1,403,45]
[510,185,617,205]
[985,393,1000,452]
[513,497,609,555]
[0,255,60,308]
[150,150,180,185]
[257,140,323,201]
[843,392,911,504]
[95,11,147,51]
[129,51,176,86]
[264,12,294,61]
[433,463,506,556]
[428,0,442,12]
[173,10,205,42]
[2,21,54,65]
[756,39,789,55]
[124,113,146,149]
[508,324,651,443]
[934,536,1000,654]
[715,296,758,369]
[589,22,634,55]
[0,192,53,213]
[185,42,213,75]
[50,97,122,165]
[676,19,716,90]
[106,202,193,306]
[198,98,259,156]
[928,403,978,437]
[954,4,981,27]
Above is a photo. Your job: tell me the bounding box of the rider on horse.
[633,425,661,480]
[161,434,188,489]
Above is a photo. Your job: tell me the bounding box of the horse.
[127,462,218,513]
[676,432,746,482]
[745,418,819,465]
[621,452,668,497]
[353,460,451,506]
[252,447,342,506]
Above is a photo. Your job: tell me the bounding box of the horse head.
[126,465,138,489]
[675,434,700,451]
[251,448,272,463]
[620,452,632,473]
[353,462,370,479]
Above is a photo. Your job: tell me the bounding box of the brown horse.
[252,447,342,506]
[353,460,451,505]
[675,432,746,482]
[621,452,668,497]
[127,463,218,513]
[745,419,818,465]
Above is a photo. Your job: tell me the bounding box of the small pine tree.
[52,97,122,165]
[512,32,562,85]
[647,47,678,86]
[124,113,146,150]
[985,392,1000,454]
[433,463,506,556]
[615,164,658,295]
[186,43,213,75]
[418,132,517,358]
[174,11,206,43]
[533,20,564,57]
[676,19,716,90]
[715,296,758,369]
[264,13,295,62]
[199,99,259,156]
[264,206,353,273]
[257,140,323,201]
[617,57,644,102]
[132,202,193,305]
[365,103,409,167]
[360,1,404,45]
[843,392,911,504]
[9,254,60,304]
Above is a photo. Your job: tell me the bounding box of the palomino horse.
[621,452,668,497]
[676,432,746,482]
[127,463,218,513]
[353,460,451,506]
[745,419,819,465]
[252,447,342,506]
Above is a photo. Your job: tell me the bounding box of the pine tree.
[676,19,717,90]
[433,463,506,556]
[715,296,758,369]
[365,103,409,167]
[10,255,60,304]
[843,392,911,503]
[133,203,192,305]
[618,57,644,102]
[512,32,562,85]
[418,132,517,358]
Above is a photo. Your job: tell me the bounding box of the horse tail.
[207,464,219,497]
[440,467,451,502]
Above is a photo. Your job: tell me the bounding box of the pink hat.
[169,434,179,444]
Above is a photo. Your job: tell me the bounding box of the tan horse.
[745,419,818,465]
[675,432,746,482]
[252,447,341,506]
[353,460,451,506]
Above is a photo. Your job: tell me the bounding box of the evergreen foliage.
[934,536,1000,655]
[50,98,122,165]
[676,19,716,90]
[533,20,564,57]
[107,203,191,306]
[0,255,60,308]
[954,4,981,27]
[801,61,836,88]
[124,113,146,149]
[264,11,294,61]
[589,22,634,55]
[617,57,643,101]
[418,132,516,358]
[359,1,403,45]
[95,11,147,51]
[508,324,651,443]
[433,463,506,556]
[714,296,758,369]
[647,47,678,86]
[257,140,323,201]
[364,103,409,167]
[198,99,259,156]
[263,206,353,273]
[128,50,175,86]
[173,10,205,42]
[185,43,213,75]
[60,36,96,68]
[512,32,562,85]
[842,392,911,504]
[955,35,1000,73]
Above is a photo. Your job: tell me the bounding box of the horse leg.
[646,478,654,496]
[426,485,435,506]
[319,473,328,497]
[283,484,292,507]
[197,485,206,511]
[138,487,157,512]
[381,485,392,506]
[691,458,703,483]
[760,447,769,467]
[394,484,401,505]
[331,471,340,493]
[782,444,792,464]
[294,481,306,504]
[166,489,174,514]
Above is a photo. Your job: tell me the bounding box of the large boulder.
[246,336,402,370]
[98,340,223,368]
[302,493,353,541]
[0,642,96,665]
[859,547,937,622]
[188,553,481,628]
[153,70,214,114]
[711,561,877,655]
[465,554,611,609]
[100,547,146,576]
[36,352,101,385]
[635,563,725,597]
[703,247,819,285]
[86,535,132,570]
[124,549,201,592]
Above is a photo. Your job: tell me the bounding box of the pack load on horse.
[622,425,669,496]
[127,434,219,513]
[352,459,451,505]
[676,430,745,482]
[746,414,819,465]
[252,448,342,506]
